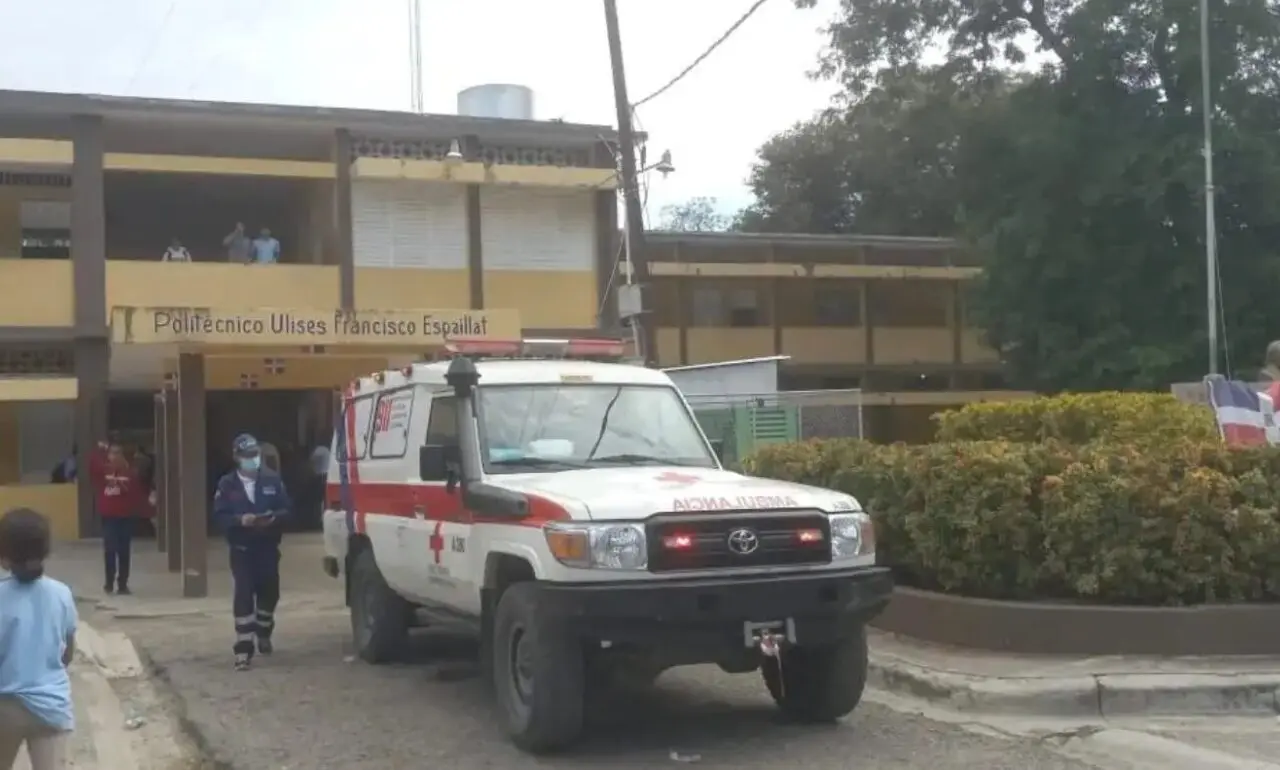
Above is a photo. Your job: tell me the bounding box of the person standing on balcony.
[161,237,192,262]
[251,227,281,265]
[90,440,142,596]
[223,222,252,263]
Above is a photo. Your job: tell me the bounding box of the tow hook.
[756,629,785,658]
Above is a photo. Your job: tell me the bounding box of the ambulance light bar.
[445,337,628,361]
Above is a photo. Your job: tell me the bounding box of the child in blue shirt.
[0,507,77,770]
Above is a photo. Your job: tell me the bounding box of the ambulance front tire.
[493,582,585,754]
[349,549,410,664]
[761,624,869,723]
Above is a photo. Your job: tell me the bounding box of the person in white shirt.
[161,238,192,262]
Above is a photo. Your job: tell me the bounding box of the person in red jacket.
[91,440,141,595]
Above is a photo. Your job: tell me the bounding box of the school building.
[0,88,622,595]
[645,231,1030,441]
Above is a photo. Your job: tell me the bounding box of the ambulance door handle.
[413,505,425,519]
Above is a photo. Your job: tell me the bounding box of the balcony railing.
[782,328,867,365]
[106,261,340,314]
[872,328,954,365]
[686,328,774,365]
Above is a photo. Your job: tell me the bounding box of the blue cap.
[232,434,260,456]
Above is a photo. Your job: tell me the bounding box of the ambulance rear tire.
[350,549,410,664]
[493,582,585,754]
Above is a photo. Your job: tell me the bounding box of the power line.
[185,0,267,95]
[124,0,179,92]
[631,0,771,109]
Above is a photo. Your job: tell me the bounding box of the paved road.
[95,596,1104,770]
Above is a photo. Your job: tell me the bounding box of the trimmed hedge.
[935,392,1219,446]
[744,438,1280,606]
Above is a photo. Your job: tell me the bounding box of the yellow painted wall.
[0,378,77,402]
[202,356,393,390]
[0,400,78,539]
[107,262,340,314]
[655,328,681,367]
[354,268,470,309]
[0,139,73,166]
[484,272,597,329]
[0,260,74,326]
[872,328,954,365]
[686,329,775,364]
[104,153,335,179]
[0,484,79,540]
[782,328,867,365]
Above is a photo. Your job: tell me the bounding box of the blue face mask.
[238,456,261,473]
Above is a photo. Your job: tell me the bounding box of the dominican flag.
[1206,376,1280,447]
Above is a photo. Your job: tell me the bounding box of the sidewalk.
[8,622,194,770]
[868,628,1280,718]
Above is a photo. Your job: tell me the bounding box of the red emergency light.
[445,337,628,361]
[662,533,696,550]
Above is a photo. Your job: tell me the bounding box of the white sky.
[0,0,841,221]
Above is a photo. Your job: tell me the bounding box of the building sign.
[111,307,520,346]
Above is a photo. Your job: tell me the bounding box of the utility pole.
[603,0,654,365]
[1200,0,1220,375]
[408,0,424,113]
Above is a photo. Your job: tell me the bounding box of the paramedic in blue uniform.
[212,434,291,671]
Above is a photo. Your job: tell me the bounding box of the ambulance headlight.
[544,523,648,571]
[830,512,875,560]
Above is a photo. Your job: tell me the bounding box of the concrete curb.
[76,622,146,680]
[868,653,1280,718]
[1061,728,1280,770]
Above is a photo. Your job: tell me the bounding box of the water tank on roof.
[457,84,535,120]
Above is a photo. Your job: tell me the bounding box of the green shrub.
[744,438,1280,605]
[934,392,1219,446]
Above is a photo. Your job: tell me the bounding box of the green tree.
[737,65,1011,237]
[657,197,730,232]
[741,0,1280,389]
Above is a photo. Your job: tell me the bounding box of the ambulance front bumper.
[534,566,893,649]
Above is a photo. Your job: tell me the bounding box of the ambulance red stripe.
[326,482,569,527]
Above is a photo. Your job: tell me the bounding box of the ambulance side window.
[369,387,416,460]
[338,395,375,461]
[424,395,458,447]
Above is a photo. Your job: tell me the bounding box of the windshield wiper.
[587,453,700,467]
[489,457,586,470]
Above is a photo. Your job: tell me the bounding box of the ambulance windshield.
[477,384,717,473]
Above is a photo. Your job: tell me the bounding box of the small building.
[643,231,1032,442]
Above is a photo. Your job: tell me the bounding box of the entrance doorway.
[206,389,333,532]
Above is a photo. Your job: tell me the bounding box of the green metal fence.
[687,390,864,466]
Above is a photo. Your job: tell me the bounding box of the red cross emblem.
[374,399,393,432]
[428,521,445,564]
[655,471,701,485]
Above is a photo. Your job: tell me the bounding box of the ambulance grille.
[646,511,831,573]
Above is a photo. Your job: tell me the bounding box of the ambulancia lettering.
[671,494,799,512]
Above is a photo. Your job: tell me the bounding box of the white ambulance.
[321,338,892,754]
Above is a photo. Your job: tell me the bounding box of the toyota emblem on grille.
[726,528,760,555]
